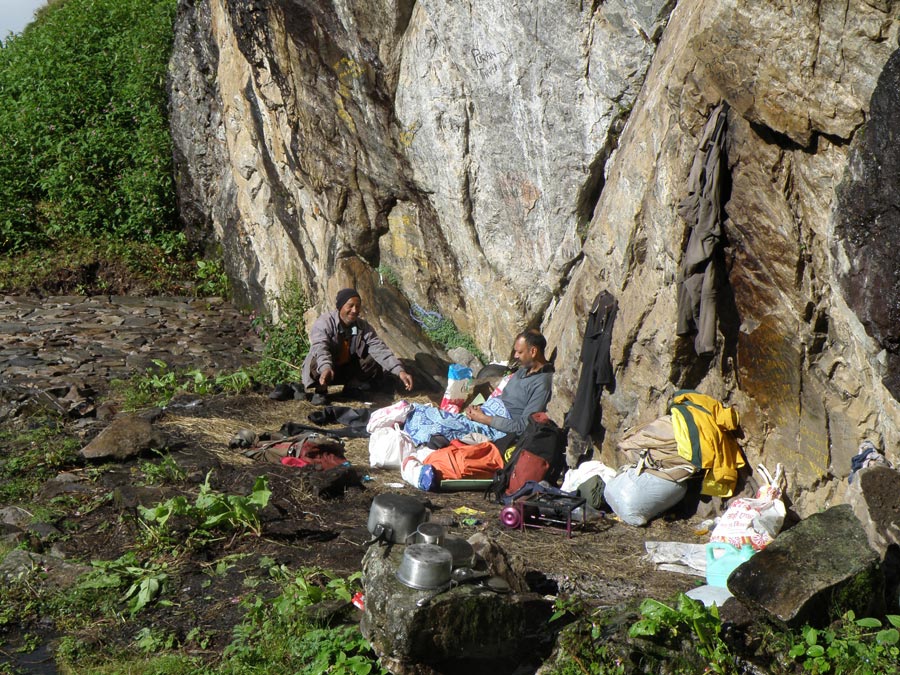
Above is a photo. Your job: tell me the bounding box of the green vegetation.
[194,258,231,298]
[0,417,80,503]
[138,472,271,541]
[376,264,400,288]
[0,0,230,297]
[111,359,254,410]
[411,305,485,364]
[83,553,171,616]
[250,279,311,386]
[628,594,733,673]
[0,0,179,252]
[786,611,900,674]
[221,566,385,675]
[546,592,900,675]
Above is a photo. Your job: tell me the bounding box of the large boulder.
[727,505,884,627]
[360,541,553,674]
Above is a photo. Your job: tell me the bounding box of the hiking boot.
[269,383,293,401]
[310,392,328,406]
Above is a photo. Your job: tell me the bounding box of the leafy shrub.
[410,304,485,363]
[222,567,385,674]
[788,611,900,673]
[250,279,311,386]
[138,472,271,539]
[0,0,179,252]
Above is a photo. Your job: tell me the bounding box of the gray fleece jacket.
[487,363,554,437]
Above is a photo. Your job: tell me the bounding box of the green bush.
[250,280,311,386]
[0,0,179,252]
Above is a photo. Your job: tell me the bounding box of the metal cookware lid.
[441,535,475,568]
[372,492,427,515]
[403,543,452,565]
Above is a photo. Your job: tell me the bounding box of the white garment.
[561,460,617,493]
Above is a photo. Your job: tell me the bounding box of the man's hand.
[399,371,414,391]
[318,368,335,386]
[465,405,490,426]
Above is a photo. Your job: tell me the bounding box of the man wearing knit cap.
[301,288,414,405]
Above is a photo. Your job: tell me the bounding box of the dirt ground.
[5,389,710,671]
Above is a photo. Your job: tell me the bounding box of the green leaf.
[806,645,825,657]
[876,628,900,645]
[856,617,882,629]
[887,615,900,629]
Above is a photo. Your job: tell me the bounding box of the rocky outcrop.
[168,0,900,513]
[727,505,884,627]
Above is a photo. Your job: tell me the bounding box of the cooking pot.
[416,522,446,545]
[366,493,429,546]
[441,535,476,568]
[396,544,453,590]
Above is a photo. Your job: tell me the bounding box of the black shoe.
[269,383,293,401]
[310,392,328,406]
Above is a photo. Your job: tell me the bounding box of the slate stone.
[728,504,883,627]
[80,416,167,460]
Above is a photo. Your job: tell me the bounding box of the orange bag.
[424,441,504,480]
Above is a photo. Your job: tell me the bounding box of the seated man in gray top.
[301,288,414,404]
[465,329,553,438]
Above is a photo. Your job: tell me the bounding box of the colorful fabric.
[404,403,507,446]
[480,395,510,418]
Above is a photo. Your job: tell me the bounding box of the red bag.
[505,450,550,496]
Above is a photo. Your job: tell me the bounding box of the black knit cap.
[335,287,360,309]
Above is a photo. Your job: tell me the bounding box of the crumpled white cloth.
[644,540,708,577]
[560,460,617,493]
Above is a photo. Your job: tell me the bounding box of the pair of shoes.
[341,387,365,401]
[269,383,293,401]
[310,392,328,406]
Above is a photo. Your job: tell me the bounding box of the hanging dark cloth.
[566,290,618,438]
[676,103,728,356]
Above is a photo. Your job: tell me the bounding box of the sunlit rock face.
[169,0,900,514]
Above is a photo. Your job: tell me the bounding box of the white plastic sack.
[603,466,688,526]
[440,364,473,414]
[368,424,415,469]
[710,463,786,551]
[366,400,413,433]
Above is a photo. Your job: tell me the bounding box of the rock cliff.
[168,0,900,513]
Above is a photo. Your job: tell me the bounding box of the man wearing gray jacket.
[465,330,553,438]
[301,288,414,404]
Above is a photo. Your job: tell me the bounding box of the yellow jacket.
[669,391,745,497]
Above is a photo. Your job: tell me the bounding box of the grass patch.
[110,360,254,410]
[0,417,80,503]
[0,235,230,297]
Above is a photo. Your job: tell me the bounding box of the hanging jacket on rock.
[566,290,618,438]
[676,103,728,355]
[669,390,744,497]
